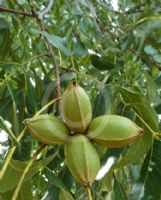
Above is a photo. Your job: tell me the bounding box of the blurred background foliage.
[0,0,161,199]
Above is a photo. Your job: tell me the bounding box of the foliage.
[0,0,161,200]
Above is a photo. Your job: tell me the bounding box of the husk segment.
[61,81,92,133]
[87,115,143,148]
[24,114,69,144]
[64,135,100,186]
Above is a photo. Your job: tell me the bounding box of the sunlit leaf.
[31,29,72,56]
[0,154,56,192]
[59,189,74,200]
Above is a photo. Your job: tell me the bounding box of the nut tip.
[139,128,144,135]
[72,80,77,86]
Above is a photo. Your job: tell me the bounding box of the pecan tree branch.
[1,2,62,108]
[38,20,62,104]
[0,7,36,17]
[27,1,61,107]
[129,48,161,71]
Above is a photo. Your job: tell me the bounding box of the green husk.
[65,135,100,186]
[61,81,92,133]
[24,114,69,144]
[87,115,143,148]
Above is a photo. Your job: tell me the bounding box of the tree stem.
[0,7,36,17]
[27,1,62,110]
[87,187,92,200]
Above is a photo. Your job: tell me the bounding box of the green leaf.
[102,87,158,191]
[33,71,43,102]
[93,86,111,117]
[31,29,72,56]
[0,116,18,145]
[44,168,67,191]
[146,37,160,53]
[18,137,33,161]
[156,103,161,114]
[120,87,159,131]
[11,15,21,32]
[17,0,25,5]
[24,71,37,113]
[0,28,12,60]
[140,140,161,200]
[121,32,134,51]
[135,15,161,27]
[5,78,20,137]
[59,189,74,200]
[41,185,59,200]
[72,39,87,57]
[113,173,127,200]
[115,134,152,167]
[0,180,33,200]
[58,166,74,191]
[93,85,116,117]
[102,133,152,191]
[134,15,161,37]
[0,154,56,192]
[0,19,9,30]
[144,72,158,104]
